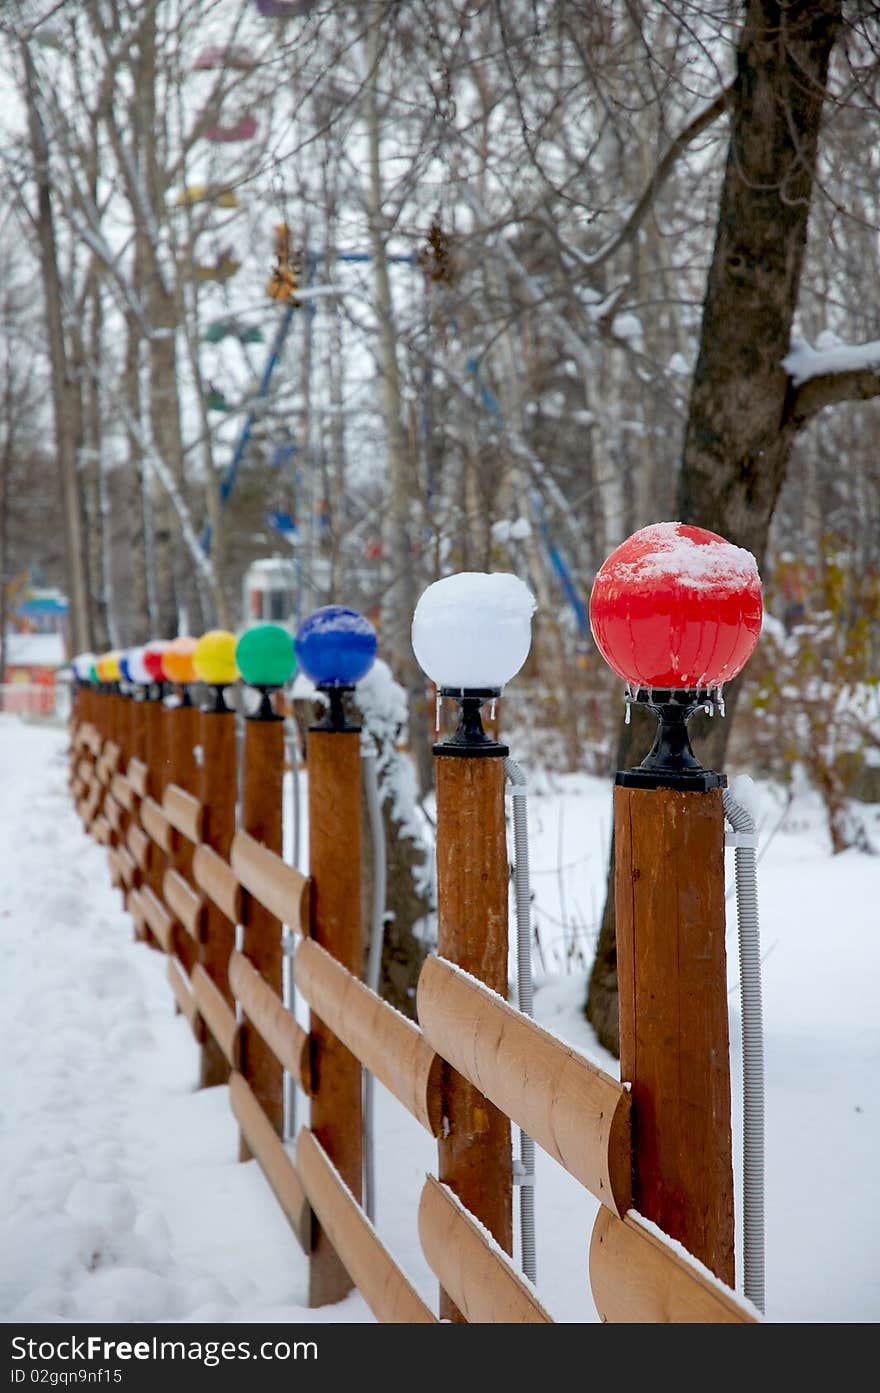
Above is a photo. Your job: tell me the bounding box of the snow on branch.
[783,337,880,425]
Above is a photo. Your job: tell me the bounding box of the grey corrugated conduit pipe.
[723,781,765,1314]
[504,757,537,1286]
[362,745,387,1223]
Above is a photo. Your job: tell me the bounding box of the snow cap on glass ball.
[412,571,537,690]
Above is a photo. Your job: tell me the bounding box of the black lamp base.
[615,687,726,792]
[311,684,360,733]
[433,688,508,758]
[246,686,284,722]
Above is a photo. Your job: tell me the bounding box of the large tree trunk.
[23,47,91,655]
[364,8,432,796]
[586,0,843,1055]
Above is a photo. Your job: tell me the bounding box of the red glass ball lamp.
[589,522,763,789]
[142,640,171,696]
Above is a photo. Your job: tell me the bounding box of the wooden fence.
[67,681,759,1325]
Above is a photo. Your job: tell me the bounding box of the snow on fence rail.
[65,688,758,1325]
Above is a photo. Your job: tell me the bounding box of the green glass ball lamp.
[235,623,297,720]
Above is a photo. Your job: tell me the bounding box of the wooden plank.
[140,796,173,854]
[163,868,205,942]
[589,1208,759,1324]
[104,793,123,836]
[117,847,138,888]
[127,823,151,872]
[615,785,734,1282]
[297,1129,436,1325]
[297,939,442,1136]
[162,783,204,844]
[230,828,309,933]
[166,958,202,1037]
[418,1176,552,1324]
[83,726,103,756]
[111,773,136,812]
[139,885,174,954]
[127,757,150,799]
[127,886,145,924]
[191,965,238,1066]
[107,847,122,887]
[193,843,242,925]
[228,950,310,1092]
[228,1072,312,1253]
[417,954,631,1215]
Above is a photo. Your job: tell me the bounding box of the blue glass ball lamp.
[294,605,377,731]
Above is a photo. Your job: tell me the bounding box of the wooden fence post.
[167,693,201,984]
[239,706,285,1151]
[198,692,238,1088]
[433,725,513,1323]
[614,784,735,1285]
[307,721,363,1308]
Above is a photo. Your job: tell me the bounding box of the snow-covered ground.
[1,715,878,1324]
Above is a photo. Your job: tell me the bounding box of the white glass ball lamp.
[411,572,537,692]
[126,646,152,686]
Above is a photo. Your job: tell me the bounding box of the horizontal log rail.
[111,773,136,812]
[163,869,205,942]
[230,829,308,933]
[162,784,204,844]
[104,793,123,836]
[229,1072,312,1253]
[107,847,122,887]
[296,938,443,1136]
[192,843,242,925]
[228,949,310,1093]
[167,958,202,1039]
[589,1209,759,1324]
[126,757,150,799]
[296,1129,436,1324]
[139,885,174,954]
[83,726,102,756]
[418,1176,553,1324]
[127,823,151,872]
[191,965,238,1067]
[117,847,137,888]
[140,796,173,854]
[417,954,631,1215]
[127,887,146,934]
